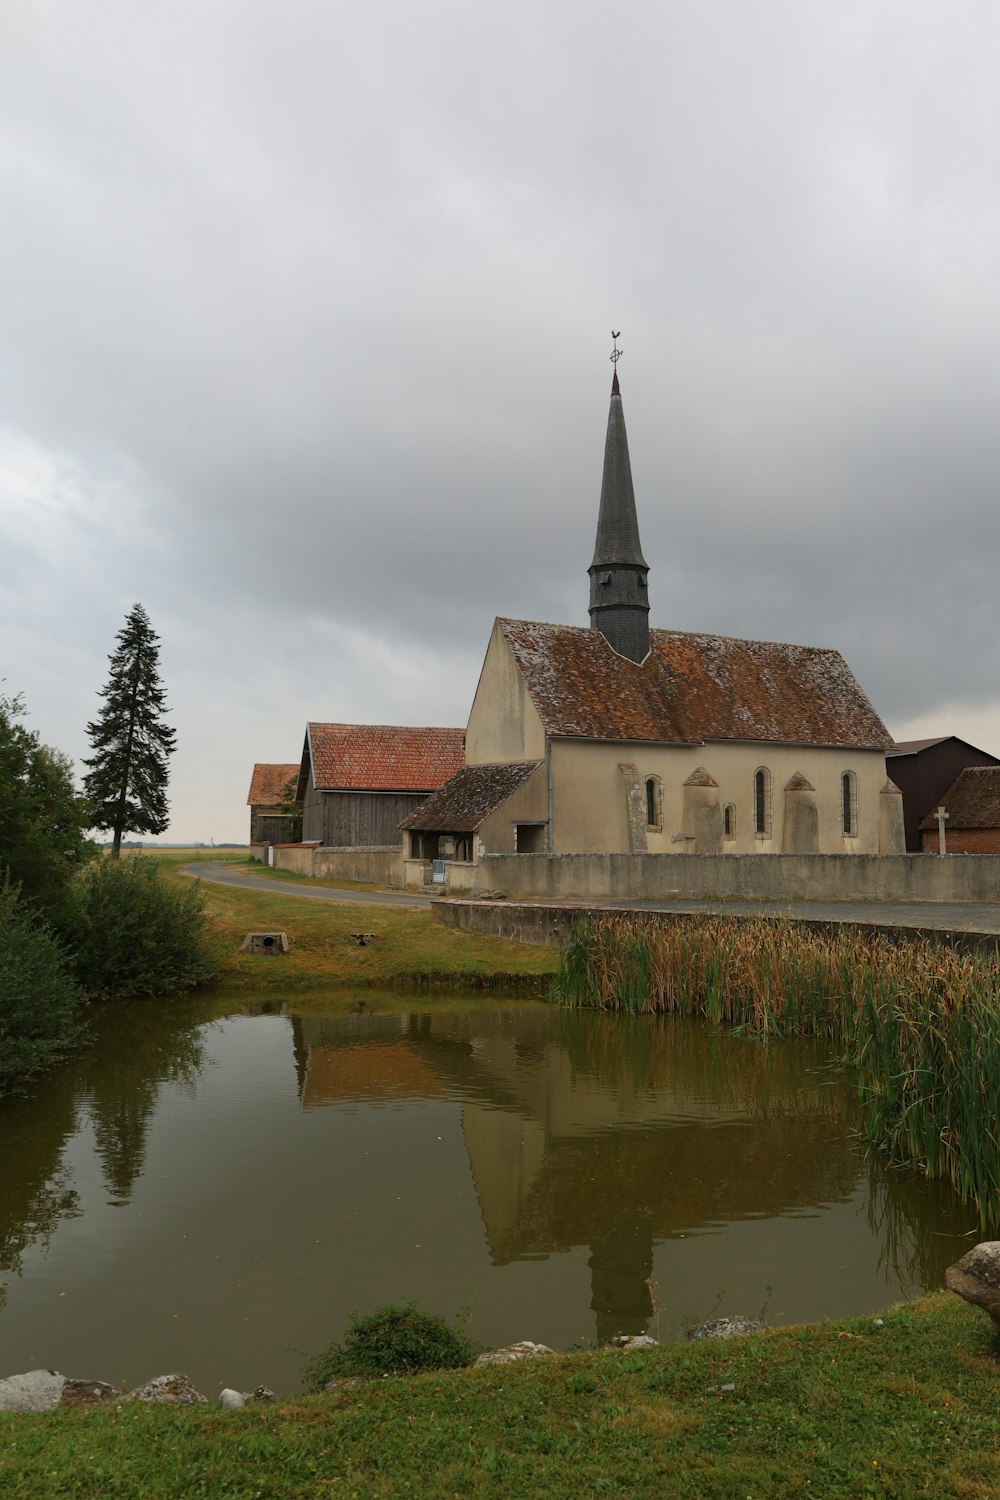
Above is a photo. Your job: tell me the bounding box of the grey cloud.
[3,0,1000,838]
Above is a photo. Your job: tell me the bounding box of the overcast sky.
[3,0,1000,842]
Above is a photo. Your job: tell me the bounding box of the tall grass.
[555,914,1000,1229]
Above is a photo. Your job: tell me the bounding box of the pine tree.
[83,604,177,858]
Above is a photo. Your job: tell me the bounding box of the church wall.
[548,740,889,855]
[476,763,549,854]
[465,622,547,766]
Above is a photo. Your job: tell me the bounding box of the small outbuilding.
[887,736,1000,851]
[400,760,545,884]
[246,762,299,844]
[919,766,1000,853]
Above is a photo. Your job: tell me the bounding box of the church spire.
[588,336,650,662]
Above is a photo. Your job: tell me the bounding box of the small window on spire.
[600,572,611,585]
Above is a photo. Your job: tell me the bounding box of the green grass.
[145,849,558,994]
[2,1295,998,1498]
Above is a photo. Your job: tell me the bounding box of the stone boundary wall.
[433,899,1000,953]
[455,851,1000,905]
[271,845,403,885]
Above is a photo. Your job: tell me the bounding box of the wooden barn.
[296,723,465,847]
[246,762,299,844]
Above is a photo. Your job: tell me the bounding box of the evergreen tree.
[83,605,177,858]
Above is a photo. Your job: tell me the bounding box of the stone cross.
[935,805,948,857]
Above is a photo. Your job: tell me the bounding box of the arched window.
[645,776,661,829]
[723,803,736,840]
[841,771,858,836]
[754,768,771,837]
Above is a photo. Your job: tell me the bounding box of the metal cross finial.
[610,331,623,367]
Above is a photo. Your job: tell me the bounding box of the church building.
[402,360,904,874]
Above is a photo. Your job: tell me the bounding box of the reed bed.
[555,914,1000,1229]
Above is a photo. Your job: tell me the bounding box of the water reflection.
[0,997,212,1299]
[292,1008,968,1340]
[0,999,973,1385]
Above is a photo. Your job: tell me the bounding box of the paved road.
[579,894,1000,937]
[187,861,1000,936]
[184,861,433,908]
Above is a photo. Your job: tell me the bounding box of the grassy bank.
[557,914,1000,1230]
[2,1294,997,1498]
[154,851,558,994]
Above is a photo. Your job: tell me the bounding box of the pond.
[0,994,971,1395]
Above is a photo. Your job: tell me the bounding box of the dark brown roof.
[400,762,542,833]
[247,763,299,806]
[499,619,893,750]
[887,737,952,756]
[918,767,1000,830]
[305,724,465,793]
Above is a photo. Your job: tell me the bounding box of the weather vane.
[610,330,623,367]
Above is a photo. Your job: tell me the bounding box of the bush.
[304,1302,480,1387]
[0,880,84,1094]
[0,692,96,931]
[71,856,217,1000]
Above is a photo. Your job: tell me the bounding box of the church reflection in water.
[289,1006,955,1342]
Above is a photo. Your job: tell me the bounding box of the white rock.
[219,1388,246,1410]
[474,1341,556,1366]
[126,1373,209,1405]
[686,1316,764,1342]
[610,1335,658,1352]
[0,1370,66,1413]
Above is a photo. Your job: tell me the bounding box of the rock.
[0,1370,67,1413]
[126,1373,209,1405]
[59,1379,119,1409]
[218,1388,246,1410]
[323,1376,362,1392]
[686,1316,764,1342]
[946,1242,1000,1329]
[474,1341,556,1366]
[248,1385,278,1405]
[610,1334,658,1352]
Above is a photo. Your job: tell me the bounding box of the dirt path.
[184,861,433,908]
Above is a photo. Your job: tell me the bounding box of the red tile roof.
[247,763,300,806]
[499,619,893,750]
[400,761,542,832]
[918,767,1000,830]
[306,724,465,793]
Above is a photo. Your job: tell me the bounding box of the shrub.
[304,1302,480,1387]
[0,880,84,1094]
[71,856,217,1000]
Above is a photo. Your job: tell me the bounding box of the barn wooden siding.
[254,812,296,844]
[302,780,429,845]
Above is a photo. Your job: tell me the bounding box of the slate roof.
[590,371,647,570]
[498,619,893,750]
[918,767,1000,830]
[400,762,542,833]
[305,724,465,793]
[247,763,299,806]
